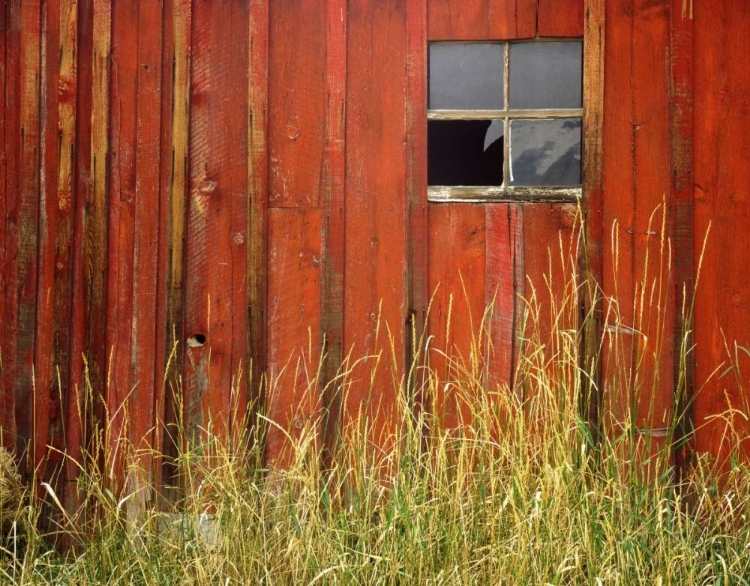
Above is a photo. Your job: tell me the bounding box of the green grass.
[2,209,750,584]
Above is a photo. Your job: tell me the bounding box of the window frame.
[427,39,584,204]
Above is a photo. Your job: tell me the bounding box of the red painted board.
[344,0,408,450]
[268,0,326,208]
[185,0,249,443]
[538,0,584,37]
[428,0,537,40]
[693,0,750,468]
[0,0,9,448]
[485,204,520,394]
[427,204,486,430]
[602,0,674,474]
[320,0,347,461]
[265,208,324,470]
[15,0,42,476]
[105,0,138,489]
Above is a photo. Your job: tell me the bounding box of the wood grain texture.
[669,0,694,474]
[693,0,750,467]
[344,0,408,448]
[268,0,326,208]
[320,0,347,462]
[185,0,249,443]
[248,0,269,430]
[105,0,138,488]
[602,0,674,473]
[538,0,584,37]
[427,0,536,40]
[265,208,324,469]
[428,204,486,430]
[485,204,520,393]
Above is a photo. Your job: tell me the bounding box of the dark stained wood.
[248,0,269,434]
[320,0,347,462]
[669,0,694,474]
[693,0,750,468]
[265,208,324,469]
[428,204,486,430]
[538,0,584,37]
[344,0,408,448]
[268,0,326,208]
[427,0,536,40]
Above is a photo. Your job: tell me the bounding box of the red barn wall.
[0,0,748,505]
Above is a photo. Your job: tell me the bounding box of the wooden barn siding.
[0,0,748,505]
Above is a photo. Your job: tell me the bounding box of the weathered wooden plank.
[538,0,584,37]
[268,0,326,208]
[185,0,249,442]
[320,0,347,462]
[602,0,674,473]
[16,0,42,476]
[693,0,750,468]
[427,0,537,40]
[265,208,324,469]
[427,204,486,430]
[127,0,164,510]
[105,0,138,488]
[406,0,429,428]
[248,0,269,431]
[0,3,15,449]
[485,204,520,393]
[582,0,605,437]
[67,0,94,518]
[669,0,694,475]
[344,0,408,448]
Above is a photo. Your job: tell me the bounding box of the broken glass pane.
[509,118,581,186]
[509,41,582,109]
[428,120,504,186]
[429,43,505,110]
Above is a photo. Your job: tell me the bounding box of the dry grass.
[2,208,750,584]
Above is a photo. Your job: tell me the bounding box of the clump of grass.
[2,210,750,584]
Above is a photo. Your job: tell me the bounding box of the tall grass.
[2,208,750,584]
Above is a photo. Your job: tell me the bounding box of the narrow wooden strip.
[428,186,581,203]
[247,0,269,437]
[35,0,62,484]
[669,0,694,476]
[427,204,486,430]
[16,0,42,476]
[128,0,164,511]
[406,0,429,430]
[105,0,139,489]
[320,0,347,462]
[265,208,324,469]
[485,204,518,392]
[428,109,584,121]
[268,0,326,208]
[67,0,93,519]
[344,0,408,449]
[582,0,605,436]
[538,0,584,37]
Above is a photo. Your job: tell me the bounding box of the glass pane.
[429,43,505,110]
[509,118,581,186]
[509,41,582,109]
[428,120,504,186]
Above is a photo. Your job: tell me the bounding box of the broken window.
[427,40,583,202]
